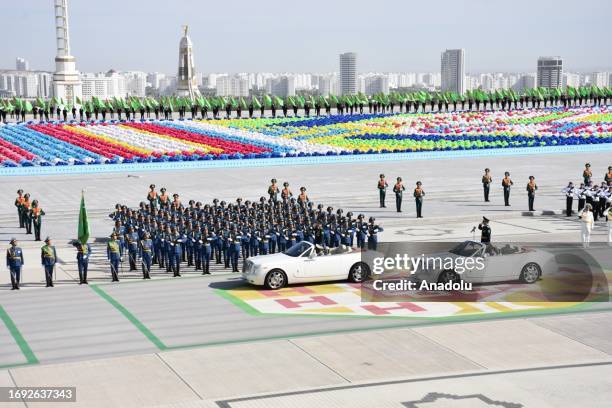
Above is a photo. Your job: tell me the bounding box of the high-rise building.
[364,75,389,95]
[176,25,200,99]
[0,70,52,98]
[563,72,580,88]
[317,74,337,96]
[80,71,127,100]
[16,58,29,71]
[536,57,562,89]
[268,76,295,97]
[441,49,465,94]
[52,0,82,104]
[513,73,537,92]
[216,75,249,97]
[339,52,357,95]
[591,72,609,87]
[123,71,147,97]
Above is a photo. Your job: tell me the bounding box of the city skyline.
[3,0,611,74]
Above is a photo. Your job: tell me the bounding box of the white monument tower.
[52,0,82,104]
[176,25,200,99]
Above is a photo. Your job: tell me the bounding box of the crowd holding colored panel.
[0,106,610,167]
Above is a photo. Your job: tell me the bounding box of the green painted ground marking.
[90,285,167,350]
[0,305,38,365]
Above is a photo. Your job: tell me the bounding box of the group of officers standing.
[14,190,46,241]
[377,175,425,217]
[102,181,383,281]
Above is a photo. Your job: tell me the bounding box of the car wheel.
[264,269,287,290]
[438,270,459,284]
[520,262,541,284]
[348,262,370,283]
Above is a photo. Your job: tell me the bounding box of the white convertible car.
[412,241,554,284]
[242,241,369,289]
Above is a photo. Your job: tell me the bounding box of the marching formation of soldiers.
[562,164,612,220]
[14,190,46,241]
[103,181,383,282]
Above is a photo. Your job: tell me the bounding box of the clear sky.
[5,0,612,74]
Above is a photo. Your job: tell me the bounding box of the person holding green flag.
[74,191,92,284]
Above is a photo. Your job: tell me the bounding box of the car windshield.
[284,241,311,257]
[449,242,483,257]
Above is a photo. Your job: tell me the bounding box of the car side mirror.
[308,251,315,259]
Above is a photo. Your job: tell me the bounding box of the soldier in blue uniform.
[260,229,270,255]
[185,224,195,266]
[107,233,121,282]
[367,217,383,250]
[72,239,91,285]
[169,228,183,277]
[249,229,260,257]
[356,215,367,249]
[278,225,288,252]
[7,238,24,290]
[41,237,57,287]
[126,226,139,271]
[269,224,278,254]
[201,226,213,274]
[139,232,153,279]
[478,217,492,244]
[229,229,242,272]
[193,225,203,270]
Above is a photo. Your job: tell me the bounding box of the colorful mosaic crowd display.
[0,106,610,167]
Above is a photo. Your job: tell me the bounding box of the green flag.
[78,192,90,244]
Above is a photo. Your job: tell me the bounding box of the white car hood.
[249,253,291,265]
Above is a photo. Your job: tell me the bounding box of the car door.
[301,250,340,280]
[460,243,487,283]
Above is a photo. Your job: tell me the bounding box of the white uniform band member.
[579,204,594,248]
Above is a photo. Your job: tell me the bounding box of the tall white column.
[52,0,82,104]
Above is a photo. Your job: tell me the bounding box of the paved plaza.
[0,148,610,407]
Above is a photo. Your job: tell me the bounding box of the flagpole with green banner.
[78,191,90,244]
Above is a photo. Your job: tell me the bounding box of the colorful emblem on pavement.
[217,282,601,319]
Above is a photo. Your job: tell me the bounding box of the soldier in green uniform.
[22,193,33,234]
[583,163,592,185]
[41,237,57,287]
[30,200,46,241]
[14,189,25,228]
[377,174,388,208]
[107,233,121,282]
[482,168,492,202]
[413,181,425,218]
[393,177,405,212]
[147,184,158,210]
[268,179,279,202]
